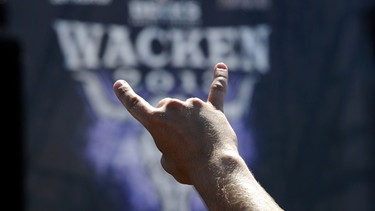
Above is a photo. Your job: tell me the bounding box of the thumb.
[113,80,155,128]
[207,62,228,112]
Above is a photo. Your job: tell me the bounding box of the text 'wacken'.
[54,20,271,74]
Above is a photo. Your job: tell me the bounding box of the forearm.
[192,151,283,211]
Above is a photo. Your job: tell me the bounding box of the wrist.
[191,149,248,189]
[191,150,283,211]
[190,150,249,208]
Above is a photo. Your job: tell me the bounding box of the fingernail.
[114,80,126,89]
[118,80,126,85]
[216,62,227,70]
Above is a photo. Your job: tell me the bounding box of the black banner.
[5,0,375,210]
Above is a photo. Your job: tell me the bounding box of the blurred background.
[2,0,374,210]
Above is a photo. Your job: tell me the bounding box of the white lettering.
[54,20,104,70]
[136,27,169,68]
[53,20,271,73]
[103,25,138,68]
[170,29,206,68]
[128,1,201,26]
[112,67,142,90]
[240,24,271,73]
[179,70,198,94]
[207,27,239,69]
[145,69,175,95]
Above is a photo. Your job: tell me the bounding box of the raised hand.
[113,62,238,185]
[113,62,283,210]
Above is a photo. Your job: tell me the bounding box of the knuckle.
[157,97,172,107]
[127,95,140,110]
[165,99,184,110]
[212,77,227,90]
[186,97,204,107]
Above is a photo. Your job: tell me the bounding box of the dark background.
[1,1,23,210]
[250,1,375,210]
[2,0,374,210]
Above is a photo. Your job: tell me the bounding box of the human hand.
[113,62,239,185]
[114,63,283,210]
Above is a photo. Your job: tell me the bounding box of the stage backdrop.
[11,0,271,210]
[7,0,374,210]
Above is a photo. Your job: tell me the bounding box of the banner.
[13,0,272,210]
[8,0,374,210]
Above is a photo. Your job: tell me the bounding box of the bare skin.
[113,62,283,210]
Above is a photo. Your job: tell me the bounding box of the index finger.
[207,62,228,112]
[113,80,155,128]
